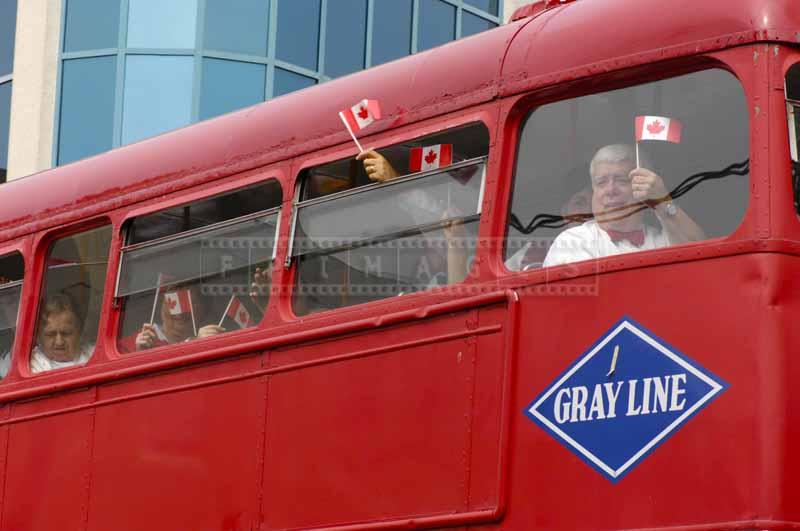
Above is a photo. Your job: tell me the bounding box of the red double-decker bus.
[0,0,798,529]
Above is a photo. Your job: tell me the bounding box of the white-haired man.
[539,144,704,267]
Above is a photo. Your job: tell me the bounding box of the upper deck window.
[0,253,23,378]
[785,63,800,215]
[505,69,750,271]
[32,226,111,373]
[291,123,489,315]
[116,181,282,353]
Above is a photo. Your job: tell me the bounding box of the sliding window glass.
[291,123,489,316]
[116,181,282,353]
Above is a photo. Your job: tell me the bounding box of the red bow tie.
[605,229,645,247]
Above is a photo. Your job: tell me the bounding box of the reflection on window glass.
[324,0,366,77]
[33,226,111,373]
[0,253,23,379]
[204,0,269,56]
[276,0,320,71]
[461,11,496,38]
[117,182,283,354]
[293,124,489,315]
[200,58,265,120]
[58,57,116,165]
[64,0,121,53]
[274,68,315,97]
[464,0,498,16]
[0,82,10,180]
[0,0,16,77]
[505,69,750,271]
[122,55,193,144]
[372,0,412,66]
[127,0,197,49]
[418,0,456,52]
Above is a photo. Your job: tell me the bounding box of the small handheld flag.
[409,144,453,172]
[164,289,192,316]
[338,99,381,152]
[634,115,683,168]
[635,116,682,143]
[219,294,255,329]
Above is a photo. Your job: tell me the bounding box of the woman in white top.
[31,295,93,373]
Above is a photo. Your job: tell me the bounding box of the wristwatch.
[661,201,678,217]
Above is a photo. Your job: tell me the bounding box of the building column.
[7,0,61,180]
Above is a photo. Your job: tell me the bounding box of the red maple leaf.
[424,150,438,165]
[357,106,369,120]
[165,296,177,310]
[239,310,249,324]
[647,120,665,134]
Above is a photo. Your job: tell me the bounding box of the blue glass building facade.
[55,0,501,166]
[0,0,17,181]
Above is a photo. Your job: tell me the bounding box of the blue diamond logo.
[524,317,727,483]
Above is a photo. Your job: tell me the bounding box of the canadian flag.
[339,99,381,132]
[409,144,453,172]
[163,289,192,316]
[635,115,683,143]
[226,297,252,329]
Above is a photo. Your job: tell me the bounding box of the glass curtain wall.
[55,0,501,166]
[0,0,17,183]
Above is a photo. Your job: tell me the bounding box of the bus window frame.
[497,53,756,279]
[284,110,496,320]
[23,216,115,377]
[0,241,30,383]
[110,169,288,356]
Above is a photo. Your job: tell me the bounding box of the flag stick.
[219,293,235,327]
[187,289,197,337]
[149,273,162,325]
[635,142,641,169]
[338,112,364,153]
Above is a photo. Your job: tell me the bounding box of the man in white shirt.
[509,144,705,269]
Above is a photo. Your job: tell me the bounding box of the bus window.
[116,181,282,353]
[291,123,489,315]
[0,253,23,379]
[505,68,750,271]
[32,226,111,373]
[785,63,800,214]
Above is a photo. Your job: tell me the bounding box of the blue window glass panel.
[372,0,411,66]
[57,57,116,165]
[122,56,193,145]
[0,82,10,177]
[200,59,265,120]
[0,0,17,77]
[461,11,496,38]
[418,0,455,52]
[64,0,121,53]
[276,0,320,71]
[274,68,315,97]
[464,0,498,16]
[127,0,197,49]
[204,0,269,56]
[324,0,366,77]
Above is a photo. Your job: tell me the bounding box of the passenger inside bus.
[31,295,94,373]
[507,144,705,270]
[120,285,224,352]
